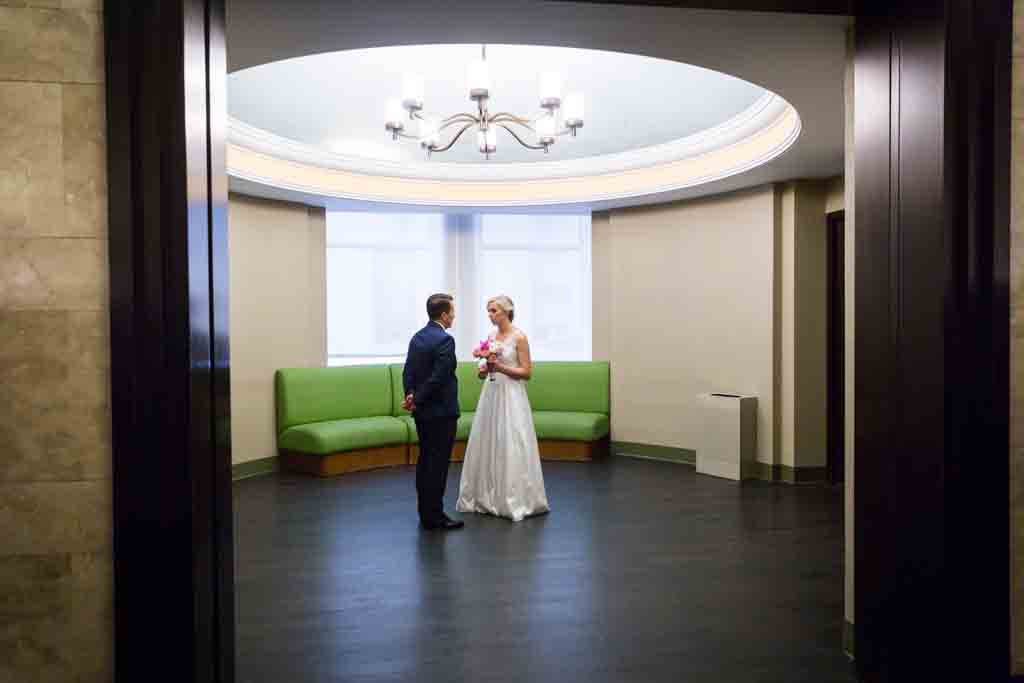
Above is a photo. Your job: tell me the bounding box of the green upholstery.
[456,362,485,413]
[458,413,475,441]
[402,410,607,445]
[390,362,485,416]
[400,413,475,444]
[389,364,409,417]
[276,366,392,434]
[532,411,610,442]
[278,416,408,455]
[526,362,610,414]
[274,361,610,460]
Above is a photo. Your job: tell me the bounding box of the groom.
[402,294,464,531]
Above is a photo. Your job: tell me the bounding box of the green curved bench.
[275,361,610,476]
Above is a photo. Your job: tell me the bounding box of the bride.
[456,295,550,522]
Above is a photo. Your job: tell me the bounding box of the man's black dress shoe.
[421,515,464,531]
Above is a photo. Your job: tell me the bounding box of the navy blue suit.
[404,321,460,525]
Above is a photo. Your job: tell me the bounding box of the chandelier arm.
[429,122,477,153]
[439,116,480,133]
[489,113,534,128]
[443,113,480,125]
[496,123,548,151]
[409,111,478,126]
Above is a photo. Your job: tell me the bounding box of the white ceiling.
[225,0,850,209]
[227,44,768,165]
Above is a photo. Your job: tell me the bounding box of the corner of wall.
[591,210,614,365]
[309,206,328,367]
[771,185,784,469]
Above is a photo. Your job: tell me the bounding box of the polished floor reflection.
[235,457,854,683]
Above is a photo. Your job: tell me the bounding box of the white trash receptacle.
[696,393,757,481]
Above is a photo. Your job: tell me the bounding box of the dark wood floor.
[234,457,855,683]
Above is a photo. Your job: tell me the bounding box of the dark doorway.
[826,210,845,485]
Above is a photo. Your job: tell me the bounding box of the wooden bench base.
[281,438,609,477]
[538,438,609,462]
[280,446,408,477]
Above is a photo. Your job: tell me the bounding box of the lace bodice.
[491,333,520,366]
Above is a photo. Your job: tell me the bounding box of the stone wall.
[0,1,113,681]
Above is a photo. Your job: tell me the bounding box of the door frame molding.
[105,1,233,682]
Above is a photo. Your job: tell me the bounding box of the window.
[326,211,591,365]
[326,213,447,365]
[474,214,591,361]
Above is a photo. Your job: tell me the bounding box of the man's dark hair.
[426,293,454,320]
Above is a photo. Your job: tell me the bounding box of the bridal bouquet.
[473,338,504,382]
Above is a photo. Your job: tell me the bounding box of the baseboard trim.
[753,462,829,484]
[612,441,696,466]
[611,443,828,485]
[842,619,855,660]
[232,456,279,481]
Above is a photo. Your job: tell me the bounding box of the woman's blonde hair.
[487,295,515,322]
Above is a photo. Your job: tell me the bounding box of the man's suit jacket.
[403,321,460,420]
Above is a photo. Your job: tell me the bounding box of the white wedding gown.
[457,336,550,522]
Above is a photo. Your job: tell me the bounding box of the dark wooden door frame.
[103,1,1012,682]
[105,1,232,682]
[854,1,1011,681]
[826,210,845,486]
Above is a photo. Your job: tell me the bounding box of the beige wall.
[825,175,845,214]
[1011,0,1024,673]
[0,2,113,681]
[591,211,614,362]
[778,181,829,469]
[595,179,838,473]
[593,187,779,465]
[229,194,326,465]
[843,25,856,631]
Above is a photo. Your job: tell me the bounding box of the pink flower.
[473,338,491,359]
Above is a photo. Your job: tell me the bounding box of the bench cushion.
[532,411,610,442]
[400,413,475,444]
[279,416,408,455]
[527,362,610,413]
[456,363,485,413]
[276,366,393,434]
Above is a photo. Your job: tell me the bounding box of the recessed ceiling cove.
[227,44,802,206]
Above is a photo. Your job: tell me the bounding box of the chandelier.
[384,45,585,159]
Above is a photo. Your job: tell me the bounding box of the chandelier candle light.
[384,45,585,159]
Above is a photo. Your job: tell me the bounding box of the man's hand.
[402,393,416,412]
